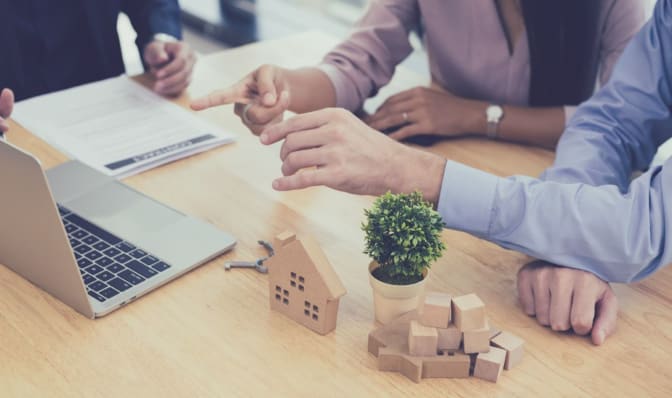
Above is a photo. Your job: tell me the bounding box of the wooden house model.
[266,231,346,335]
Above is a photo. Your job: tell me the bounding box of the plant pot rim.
[368,261,428,288]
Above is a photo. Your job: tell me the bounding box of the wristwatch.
[486,104,504,139]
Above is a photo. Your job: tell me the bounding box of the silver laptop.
[0,139,236,318]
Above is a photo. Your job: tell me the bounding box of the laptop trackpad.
[63,181,184,243]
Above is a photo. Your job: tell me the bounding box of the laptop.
[0,139,236,318]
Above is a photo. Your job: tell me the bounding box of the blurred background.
[118,0,667,160]
[120,0,658,75]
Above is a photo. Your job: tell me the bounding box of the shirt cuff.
[437,161,501,236]
[316,63,362,112]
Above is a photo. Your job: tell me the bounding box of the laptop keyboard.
[58,205,172,303]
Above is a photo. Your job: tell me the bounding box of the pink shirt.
[318,0,645,123]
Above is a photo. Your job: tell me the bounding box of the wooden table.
[2,32,671,397]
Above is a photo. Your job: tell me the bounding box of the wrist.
[462,101,489,136]
[389,146,446,206]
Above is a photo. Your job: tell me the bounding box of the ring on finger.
[402,112,409,122]
[242,103,254,125]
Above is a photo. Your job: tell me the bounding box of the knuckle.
[550,320,570,332]
[571,315,593,334]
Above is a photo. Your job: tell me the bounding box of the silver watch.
[486,104,504,139]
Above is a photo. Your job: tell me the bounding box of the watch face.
[487,105,503,120]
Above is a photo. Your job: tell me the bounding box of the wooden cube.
[420,292,452,328]
[422,352,470,379]
[452,294,486,331]
[474,346,507,383]
[463,319,491,354]
[437,324,461,351]
[408,320,438,357]
[491,331,525,370]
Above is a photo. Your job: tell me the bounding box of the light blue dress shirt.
[437,0,672,283]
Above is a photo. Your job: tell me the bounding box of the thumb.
[255,65,280,106]
[144,42,170,67]
[591,287,618,346]
[0,88,14,118]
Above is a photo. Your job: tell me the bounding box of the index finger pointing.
[260,108,334,145]
[190,85,250,111]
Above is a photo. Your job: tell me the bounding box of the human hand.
[366,87,485,141]
[0,88,15,134]
[517,261,618,345]
[191,64,291,135]
[144,40,196,96]
[260,108,446,202]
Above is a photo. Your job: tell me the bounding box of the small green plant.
[362,191,446,285]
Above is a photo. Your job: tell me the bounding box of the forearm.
[438,160,672,283]
[463,102,565,149]
[283,67,337,114]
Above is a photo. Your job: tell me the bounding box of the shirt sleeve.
[542,0,672,190]
[438,0,672,283]
[317,0,420,111]
[438,160,672,284]
[122,0,183,52]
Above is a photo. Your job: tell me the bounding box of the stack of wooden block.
[368,292,524,383]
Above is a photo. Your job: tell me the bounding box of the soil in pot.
[371,267,424,285]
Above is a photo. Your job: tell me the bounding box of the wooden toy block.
[474,346,507,383]
[422,352,470,379]
[452,293,486,331]
[437,324,461,351]
[491,331,525,370]
[368,310,419,357]
[463,319,491,354]
[266,232,346,335]
[401,356,423,383]
[376,344,422,383]
[420,292,452,328]
[378,347,404,372]
[408,320,438,357]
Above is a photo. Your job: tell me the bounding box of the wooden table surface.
[2,32,671,398]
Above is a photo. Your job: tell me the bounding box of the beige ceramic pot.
[368,261,428,324]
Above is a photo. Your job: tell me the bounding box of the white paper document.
[13,76,235,178]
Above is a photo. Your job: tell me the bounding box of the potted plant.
[362,191,446,324]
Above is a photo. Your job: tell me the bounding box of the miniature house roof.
[299,237,346,300]
[274,232,347,300]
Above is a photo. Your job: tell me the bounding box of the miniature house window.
[283,289,289,297]
[304,309,310,317]
[312,314,319,321]
[291,272,296,279]
[275,294,281,301]
[290,280,296,287]
[275,285,281,292]
[299,285,304,291]
[299,276,305,283]
[304,301,310,308]
[283,297,289,305]
[313,305,319,313]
